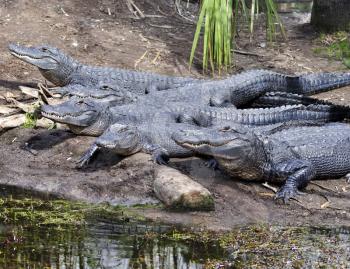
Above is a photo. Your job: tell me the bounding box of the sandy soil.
[0,0,350,231]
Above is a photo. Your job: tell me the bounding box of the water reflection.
[0,222,223,269]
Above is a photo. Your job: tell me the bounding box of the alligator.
[9,44,350,108]
[76,120,324,167]
[173,122,350,202]
[40,98,350,137]
[104,68,350,108]
[8,43,200,95]
[67,86,343,109]
[76,122,204,166]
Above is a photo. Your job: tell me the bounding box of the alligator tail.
[292,72,350,95]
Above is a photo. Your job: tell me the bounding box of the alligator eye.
[101,85,110,90]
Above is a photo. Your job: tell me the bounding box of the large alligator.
[173,122,350,202]
[8,43,200,95]
[77,122,205,166]
[9,44,350,108]
[76,121,323,167]
[40,98,350,137]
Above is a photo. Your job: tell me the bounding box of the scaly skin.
[173,122,350,202]
[76,121,318,167]
[8,43,200,95]
[76,122,205,167]
[9,44,350,107]
[40,98,350,137]
[249,92,341,108]
[132,69,350,108]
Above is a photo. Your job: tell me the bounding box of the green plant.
[314,32,350,68]
[22,111,38,128]
[190,0,285,74]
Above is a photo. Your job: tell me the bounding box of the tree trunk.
[311,0,350,32]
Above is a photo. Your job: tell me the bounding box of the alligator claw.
[76,154,92,168]
[152,153,169,165]
[76,144,99,169]
[205,159,218,170]
[275,186,303,203]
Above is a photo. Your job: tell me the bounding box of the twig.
[144,14,165,18]
[174,0,196,24]
[261,182,278,193]
[309,182,338,194]
[60,7,69,16]
[233,50,265,57]
[291,199,312,213]
[151,51,161,65]
[148,23,174,29]
[125,0,145,19]
[134,50,148,69]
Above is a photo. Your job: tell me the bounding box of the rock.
[153,166,214,211]
[0,114,26,131]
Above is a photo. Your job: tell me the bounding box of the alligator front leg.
[76,143,99,168]
[273,160,316,203]
[143,143,170,165]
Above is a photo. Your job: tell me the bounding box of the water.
[1,221,350,268]
[0,222,225,269]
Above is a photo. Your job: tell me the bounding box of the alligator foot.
[152,151,170,165]
[76,144,99,168]
[275,186,305,204]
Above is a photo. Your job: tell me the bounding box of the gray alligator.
[8,43,200,95]
[39,97,350,167]
[40,98,350,137]
[77,122,204,166]
[9,44,350,107]
[76,121,324,167]
[173,123,350,202]
[108,68,350,108]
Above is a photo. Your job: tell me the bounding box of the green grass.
[190,0,285,74]
[22,112,37,128]
[314,32,350,68]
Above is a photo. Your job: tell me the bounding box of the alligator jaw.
[41,110,95,126]
[9,44,58,70]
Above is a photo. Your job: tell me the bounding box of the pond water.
[1,220,350,268]
[0,222,225,269]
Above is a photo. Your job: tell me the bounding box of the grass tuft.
[190,0,285,74]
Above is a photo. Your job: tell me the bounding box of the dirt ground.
[1,0,350,231]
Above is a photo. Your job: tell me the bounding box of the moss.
[0,196,151,228]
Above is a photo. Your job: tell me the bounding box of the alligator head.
[95,123,143,156]
[9,43,77,86]
[41,99,111,136]
[173,126,266,180]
